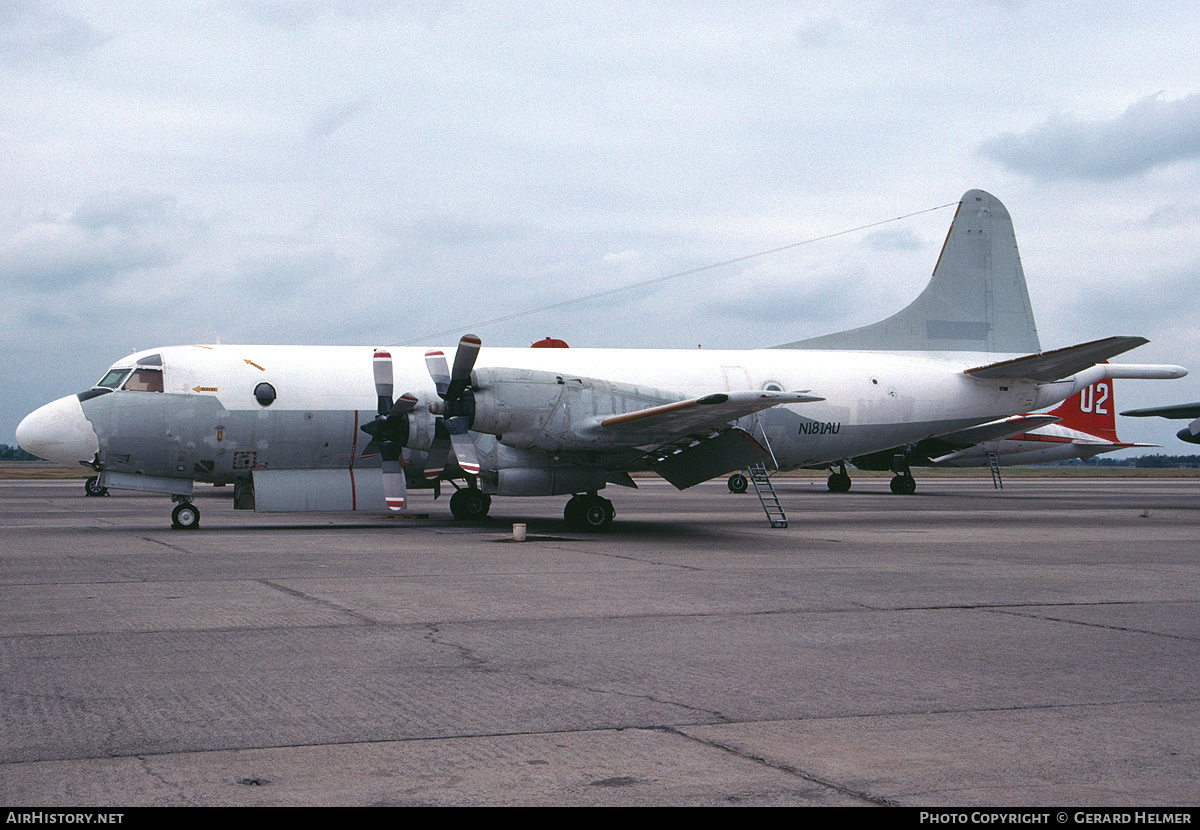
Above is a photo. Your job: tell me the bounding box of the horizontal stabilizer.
[933,414,1061,448]
[965,337,1148,382]
[649,428,773,490]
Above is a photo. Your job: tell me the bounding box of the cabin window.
[254,382,276,407]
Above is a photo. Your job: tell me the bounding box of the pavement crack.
[983,606,1199,641]
[659,725,896,806]
[256,579,379,624]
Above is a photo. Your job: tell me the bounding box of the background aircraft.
[1121,402,1200,444]
[17,191,1186,530]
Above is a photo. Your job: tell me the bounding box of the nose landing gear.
[171,498,200,530]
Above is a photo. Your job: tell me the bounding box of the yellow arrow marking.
[193,386,218,393]
[245,359,265,371]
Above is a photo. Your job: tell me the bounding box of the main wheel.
[827,472,851,492]
[565,495,614,532]
[171,502,200,530]
[727,473,748,493]
[889,474,917,495]
[85,476,109,497]
[449,488,491,521]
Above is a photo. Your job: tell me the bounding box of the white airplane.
[16,190,1187,530]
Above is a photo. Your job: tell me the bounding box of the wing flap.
[647,427,774,490]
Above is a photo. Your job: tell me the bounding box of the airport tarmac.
[1,475,1197,807]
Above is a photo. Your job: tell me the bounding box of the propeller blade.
[446,334,481,401]
[380,441,406,510]
[387,392,418,421]
[373,350,394,416]
[446,415,481,475]
[425,349,450,398]
[424,420,450,480]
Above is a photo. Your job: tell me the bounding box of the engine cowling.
[469,367,687,452]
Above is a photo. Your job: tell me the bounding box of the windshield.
[122,367,163,392]
[95,368,131,389]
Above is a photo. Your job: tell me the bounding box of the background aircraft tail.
[1050,379,1120,443]
[776,190,1041,354]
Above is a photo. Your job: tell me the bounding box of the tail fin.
[776,190,1041,354]
[1049,379,1120,443]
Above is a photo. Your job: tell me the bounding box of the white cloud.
[979,92,1200,180]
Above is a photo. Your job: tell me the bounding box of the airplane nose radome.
[16,395,100,467]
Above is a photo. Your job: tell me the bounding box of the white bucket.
[512,523,527,542]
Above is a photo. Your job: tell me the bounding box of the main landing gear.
[727,473,748,493]
[84,475,109,497]
[889,453,917,495]
[827,462,852,493]
[449,486,491,521]
[564,493,615,532]
[824,460,917,495]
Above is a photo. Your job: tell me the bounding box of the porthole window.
[254,382,277,407]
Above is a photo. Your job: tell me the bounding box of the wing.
[469,367,823,488]
[930,414,1061,447]
[1121,402,1200,419]
[598,390,822,444]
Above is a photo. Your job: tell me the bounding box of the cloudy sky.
[5,0,1200,452]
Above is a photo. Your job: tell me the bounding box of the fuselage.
[18,342,1060,495]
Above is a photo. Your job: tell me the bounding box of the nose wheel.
[171,501,200,530]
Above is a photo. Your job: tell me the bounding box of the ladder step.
[746,463,788,528]
[987,452,1003,490]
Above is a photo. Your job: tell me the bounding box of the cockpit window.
[122,368,164,393]
[96,369,131,389]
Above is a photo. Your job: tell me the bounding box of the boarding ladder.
[747,463,788,528]
[987,452,1004,489]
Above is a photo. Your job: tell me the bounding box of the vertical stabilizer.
[1049,379,1120,443]
[776,190,1041,354]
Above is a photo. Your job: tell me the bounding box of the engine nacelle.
[469,367,687,451]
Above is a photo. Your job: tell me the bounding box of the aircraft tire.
[171,502,200,530]
[565,494,614,532]
[889,475,917,495]
[827,473,852,493]
[85,476,109,497]
[450,488,491,521]
[727,473,748,493]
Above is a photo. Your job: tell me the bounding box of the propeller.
[362,349,418,510]
[423,334,482,479]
